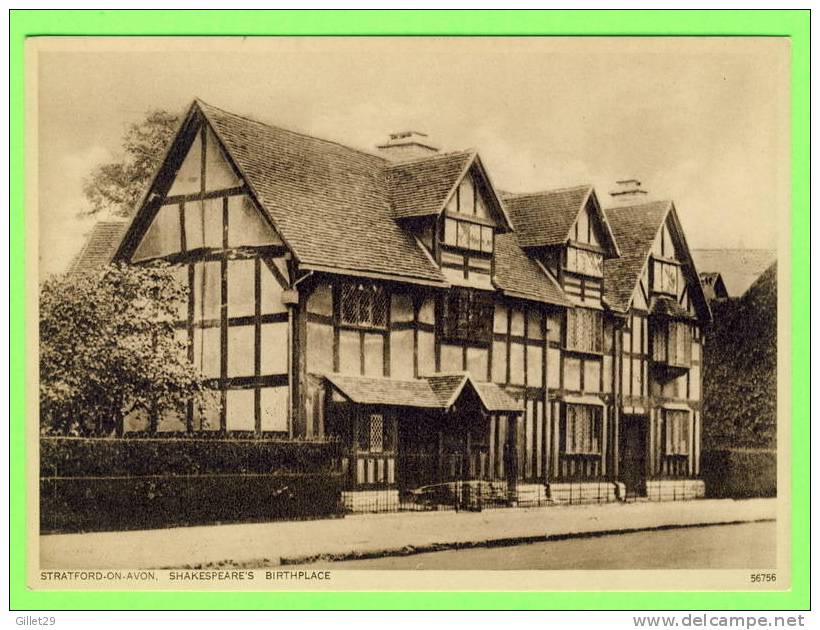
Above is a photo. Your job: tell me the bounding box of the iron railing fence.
[343,477,705,514]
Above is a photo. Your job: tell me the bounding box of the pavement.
[39,498,776,569]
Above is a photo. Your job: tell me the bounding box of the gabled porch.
[323,373,523,510]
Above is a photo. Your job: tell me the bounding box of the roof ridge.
[504,184,592,199]
[692,247,776,253]
[603,199,672,213]
[427,371,470,377]
[384,148,475,168]
[326,372,422,383]
[195,98,390,165]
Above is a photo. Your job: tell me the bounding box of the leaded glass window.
[653,259,680,295]
[565,246,603,277]
[653,320,692,367]
[664,410,690,455]
[441,288,494,345]
[565,308,604,353]
[442,216,494,254]
[565,404,602,455]
[339,282,388,329]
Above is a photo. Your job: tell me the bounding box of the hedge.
[40,435,343,477]
[700,449,777,499]
[702,265,777,451]
[40,437,345,533]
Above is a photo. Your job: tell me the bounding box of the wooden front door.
[397,411,440,489]
[397,407,491,490]
[619,415,647,496]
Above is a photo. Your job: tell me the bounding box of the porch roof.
[649,295,696,320]
[325,374,442,409]
[324,373,522,413]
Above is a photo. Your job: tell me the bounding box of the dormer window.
[565,245,603,277]
[652,258,680,296]
[435,165,505,289]
[442,170,495,255]
[443,217,494,254]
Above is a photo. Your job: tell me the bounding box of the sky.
[35,37,789,278]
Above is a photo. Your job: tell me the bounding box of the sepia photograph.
[26,35,790,593]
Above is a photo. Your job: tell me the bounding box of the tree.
[39,263,216,436]
[82,110,180,217]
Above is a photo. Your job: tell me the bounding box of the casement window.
[356,412,396,453]
[339,282,389,329]
[565,404,602,455]
[443,217,494,254]
[652,259,679,296]
[652,320,692,367]
[565,308,604,353]
[440,288,494,344]
[565,246,603,277]
[664,410,690,455]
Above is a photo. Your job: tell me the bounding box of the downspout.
[287,269,314,439]
[612,314,624,481]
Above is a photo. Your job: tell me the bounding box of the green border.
[10,9,810,611]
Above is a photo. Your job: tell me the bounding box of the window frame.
[339,282,389,331]
[663,409,691,456]
[565,243,604,278]
[565,307,604,354]
[564,404,603,455]
[652,319,692,368]
[652,258,680,296]
[440,287,495,346]
[356,409,397,454]
[442,215,495,255]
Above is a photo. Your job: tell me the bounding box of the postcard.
[26,35,790,593]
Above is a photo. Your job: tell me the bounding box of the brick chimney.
[609,179,649,205]
[376,131,439,161]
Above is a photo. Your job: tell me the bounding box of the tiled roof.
[110,100,569,305]
[325,374,442,408]
[387,151,475,220]
[493,232,572,306]
[699,271,728,301]
[197,101,569,304]
[503,185,592,248]
[426,373,522,412]
[326,373,522,412]
[602,201,672,312]
[67,221,128,276]
[650,296,695,320]
[473,381,523,412]
[198,101,446,285]
[425,373,469,405]
[691,249,776,297]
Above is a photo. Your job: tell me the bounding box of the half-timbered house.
[502,186,623,502]
[103,99,710,509]
[603,200,711,500]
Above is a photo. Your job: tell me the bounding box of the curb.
[278,518,776,567]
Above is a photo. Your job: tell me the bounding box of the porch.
[323,373,525,511]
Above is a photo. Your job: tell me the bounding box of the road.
[293,521,776,570]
